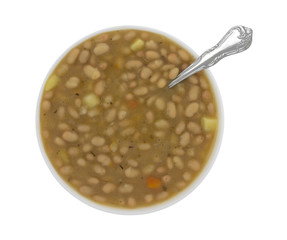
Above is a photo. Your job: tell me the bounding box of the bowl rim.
[36,25,224,215]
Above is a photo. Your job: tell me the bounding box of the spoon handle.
[168,25,253,88]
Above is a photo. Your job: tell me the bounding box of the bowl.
[36,26,224,215]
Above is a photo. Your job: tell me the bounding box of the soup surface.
[40,29,218,209]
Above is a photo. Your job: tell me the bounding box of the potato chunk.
[130,38,144,51]
[202,117,217,132]
[83,93,100,108]
[45,75,60,91]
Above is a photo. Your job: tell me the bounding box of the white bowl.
[36,26,224,215]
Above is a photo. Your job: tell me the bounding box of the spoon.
[168,25,253,88]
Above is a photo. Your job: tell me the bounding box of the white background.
[1,0,286,239]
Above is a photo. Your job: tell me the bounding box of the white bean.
[127,159,138,167]
[188,159,201,171]
[118,110,127,120]
[178,49,190,61]
[65,76,80,89]
[62,131,78,142]
[175,121,185,135]
[147,96,156,106]
[91,136,105,146]
[200,76,209,89]
[180,132,190,147]
[124,167,139,178]
[57,107,65,119]
[93,43,109,55]
[162,64,175,71]
[185,102,199,118]
[133,86,148,96]
[193,135,204,146]
[155,98,165,110]
[79,185,93,195]
[102,183,116,193]
[187,148,195,157]
[125,60,143,69]
[68,147,80,156]
[157,78,167,88]
[172,147,185,156]
[168,67,179,80]
[105,108,117,122]
[74,98,81,108]
[187,121,201,134]
[166,101,176,118]
[188,85,200,101]
[124,31,136,41]
[148,59,163,69]
[208,102,215,115]
[54,137,66,146]
[121,127,136,137]
[88,177,99,185]
[167,53,181,65]
[56,64,69,76]
[173,156,184,169]
[120,146,129,155]
[97,154,111,166]
[42,100,51,112]
[156,191,168,200]
[154,131,165,138]
[145,50,160,59]
[93,195,106,202]
[82,143,92,153]
[128,197,136,207]
[68,106,79,119]
[77,158,86,167]
[183,172,192,181]
[150,72,160,83]
[119,119,131,128]
[155,119,169,129]
[172,94,181,103]
[58,123,70,131]
[93,164,106,175]
[140,67,152,79]
[118,183,134,193]
[156,166,166,174]
[146,111,154,124]
[160,48,168,57]
[67,48,80,64]
[77,124,90,133]
[113,155,122,164]
[60,165,73,175]
[146,40,158,49]
[162,175,171,183]
[144,194,154,203]
[83,65,101,80]
[94,80,105,96]
[78,49,90,64]
[86,153,95,161]
[167,157,173,169]
[176,181,186,189]
[143,164,155,175]
[44,91,53,99]
[138,143,151,150]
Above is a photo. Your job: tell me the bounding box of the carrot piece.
[147,177,161,189]
[127,100,137,108]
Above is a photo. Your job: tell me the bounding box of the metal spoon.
[168,25,253,88]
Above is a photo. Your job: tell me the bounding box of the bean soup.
[39,29,219,209]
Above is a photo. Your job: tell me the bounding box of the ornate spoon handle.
[168,25,253,88]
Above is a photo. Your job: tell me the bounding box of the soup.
[39,29,218,209]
